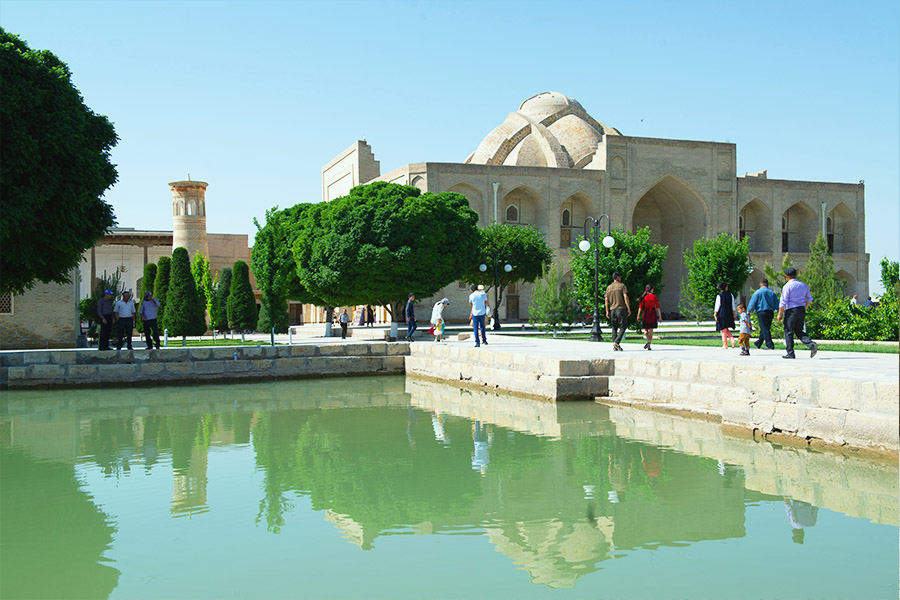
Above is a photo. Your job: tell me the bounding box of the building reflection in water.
[1,375,897,591]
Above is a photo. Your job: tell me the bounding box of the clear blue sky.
[3,0,898,292]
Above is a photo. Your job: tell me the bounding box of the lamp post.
[479,255,512,329]
[578,215,615,342]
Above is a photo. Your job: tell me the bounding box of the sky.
[3,0,898,292]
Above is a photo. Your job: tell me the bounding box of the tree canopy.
[571,226,668,326]
[683,233,751,307]
[529,264,580,336]
[460,223,553,310]
[153,256,172,326]
[214,267,232,332]
[291,182,480,320]
[0,29,118,295]
[252,208,297,333]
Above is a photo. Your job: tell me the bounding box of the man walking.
[338,309,350,339]
[405,293,417,342]
[776,267,818,359]
[747,279,778,350]
[97,289,115,351]
[140,291,161,349]
[114,290,137,351]
[468,285,490,347]
[604,272,630,351]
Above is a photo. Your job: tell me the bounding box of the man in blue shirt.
[776,268,818,359]
[405,293,417,342]
[747,279,778,350]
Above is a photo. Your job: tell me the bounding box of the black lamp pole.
[480,253,512,330]
[582,215,613,342]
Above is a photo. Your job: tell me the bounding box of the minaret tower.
[170,176,209,258]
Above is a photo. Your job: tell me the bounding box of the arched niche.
[411,175,426,191]
[781,202,817,253]
[186,202,194,216]
[739,199,772,252]
[828,203,857,253]
[560,191,593,249]
[632,175,709,312]
[447,183,485,223]
[502,186,543,226]
[835,269,855,296]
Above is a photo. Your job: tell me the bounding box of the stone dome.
[466,92,620,170]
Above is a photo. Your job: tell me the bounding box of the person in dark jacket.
[97,289,115,351]
[405,293,417,342]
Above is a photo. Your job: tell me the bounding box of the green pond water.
[1,376,897,600]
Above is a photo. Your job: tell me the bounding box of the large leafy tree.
[164,247,207,340]
[190,253,210,315]
[460,223,553,315]
[215,267,232,332]
[0,29,118,295]
[683,233,751,307]
[227,260,258,331]
[153,256,172,326]
[571,227,668,327]
[292,182,480,320]
[252,209,296,333]
[803,232,845,312]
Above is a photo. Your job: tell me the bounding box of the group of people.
[96,289,161,351]
[603,267,819,359]
[404,285,490,347]
[716,267,818,359]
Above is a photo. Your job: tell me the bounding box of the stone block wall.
[1,342,408,389]
[0,280,76,350]
[605,357,899,457]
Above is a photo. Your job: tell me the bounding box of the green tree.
[677,275,709,325]
[227,260,258,331]
[0,29,118,295]
[190,253,210,316]
[164,247,207,341]
[252,209,294,334]
[205,270,219,335]
[571,227,668,328]
[135,262,157,335]
[292,182,480,321]
[215,267,232,331]
[803,233,845,336]
[529,264,580,337]
[879,257,899,302]
[763,253,794,292]
[683,233,751,307]
[153,256,172,327]
[459,223,553,319]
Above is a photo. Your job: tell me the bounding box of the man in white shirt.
[468,285,490,347]
[113,291,137,351]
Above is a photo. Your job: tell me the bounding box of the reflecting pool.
[1,376,897,599]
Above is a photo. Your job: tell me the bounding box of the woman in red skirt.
[637,284,662,350]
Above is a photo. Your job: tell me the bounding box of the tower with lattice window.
[170,177,209,259]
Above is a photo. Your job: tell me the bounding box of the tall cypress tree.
[164,247,206,339]
[153,256,172,327]
[216,267,232,331]
[227,260,258,331]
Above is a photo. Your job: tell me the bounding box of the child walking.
[737,303,752,356]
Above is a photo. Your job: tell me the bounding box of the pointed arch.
[740,198,773,252]
[781,202,817,253]
[447,183,485,223]
[631,174,709,313]
[828,203,857,253]
[502,185,544,226]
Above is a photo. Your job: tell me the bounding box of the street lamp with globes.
[579,215,615,342]
[479,258,513,329]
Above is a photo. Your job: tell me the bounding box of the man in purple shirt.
[776,267,818,359]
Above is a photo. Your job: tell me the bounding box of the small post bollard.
[288,328,293,345]
[164,329,168,347]
[271,327,275,347]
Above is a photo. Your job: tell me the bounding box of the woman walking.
[714,281,737,349]
[430,298,450,342]
[636,285,662,350]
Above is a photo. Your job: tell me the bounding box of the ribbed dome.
[466,92,619,169]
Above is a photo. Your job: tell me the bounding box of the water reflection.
[1,376,897,595]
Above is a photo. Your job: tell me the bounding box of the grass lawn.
[531,331,899,354]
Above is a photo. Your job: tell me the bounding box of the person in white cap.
[430,298,450,342]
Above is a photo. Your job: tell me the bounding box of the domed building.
[322,92,867,321]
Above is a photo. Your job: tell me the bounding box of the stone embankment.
[0,343,407,389]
